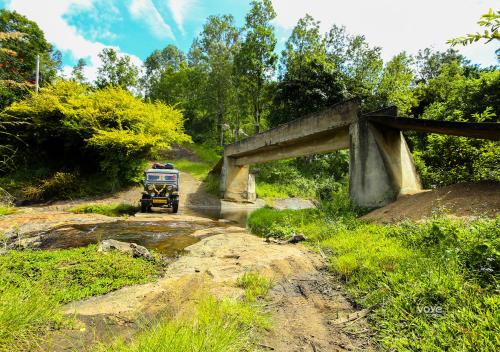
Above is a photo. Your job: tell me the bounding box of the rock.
[272,198,316,211]
[287,233,306,244]
[11,235,43,250]
[98,239,152,260]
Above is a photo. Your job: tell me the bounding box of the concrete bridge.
[219,100,500,208]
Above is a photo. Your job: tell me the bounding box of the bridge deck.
[366,115,500,141]
[225,100,359,162]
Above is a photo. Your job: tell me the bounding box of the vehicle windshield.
[146,173,177,182]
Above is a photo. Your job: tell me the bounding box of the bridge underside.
[220,101,499,208]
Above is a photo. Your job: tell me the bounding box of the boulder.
[98,239,152,260]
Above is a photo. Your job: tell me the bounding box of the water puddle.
[36,220,212,257]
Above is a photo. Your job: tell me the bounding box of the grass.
[236,272,273,302]
[69,203,139,217]
[248,205,500,351]
[0,245,161,350]
[96,272,272,352]
[0,205,16,216]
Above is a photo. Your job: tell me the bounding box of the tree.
[414,48,463,83]
[143,44,186,97]
[270,15,345,126]
[371,52,417,115]
[0,9,61,108]
[195,15,240,145]
[71,58,87,83]
[236,0,278,133]
[325,25,383,105]
[95,48,139,90]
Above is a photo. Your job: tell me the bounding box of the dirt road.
[1,173,374,351]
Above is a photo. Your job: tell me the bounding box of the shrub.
[1,81,191,190]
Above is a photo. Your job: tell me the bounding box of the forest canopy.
[0,4,498,200]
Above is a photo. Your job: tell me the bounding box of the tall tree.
[372,52,416,115]
[0,9,61,108]
[143,44,186,97]
[414,48,463,83]
[236,0,277,133]
[270,14,345,126]
[194,15,240,145]
[95,48,139,91]
[325,25,383,105]
[71,58,87,83]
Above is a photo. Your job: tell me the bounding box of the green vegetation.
[97,296,270,352]
[248,205,500,351]
[0,245,161,350]
[97,273,272,352]
[69,203,139,217]
[0,205,16,216]
[0,80,190,200]
[236,272,273,302]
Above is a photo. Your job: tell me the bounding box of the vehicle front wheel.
[172,201,179,213]
[141,203,148,213]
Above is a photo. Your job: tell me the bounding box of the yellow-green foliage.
[1,80,191,188]
[97,296,270,352]
[0,205,16,216]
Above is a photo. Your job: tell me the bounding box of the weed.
[236,272,273,302]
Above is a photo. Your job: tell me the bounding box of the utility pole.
[35,54,40,94]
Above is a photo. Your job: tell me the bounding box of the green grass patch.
[96,295,270,352]
[174,159,213,180]
[248,207,500,351]
[0,245,161,350]
[69,203,139,217]
[236,272,273,302]
[0,205,17,216]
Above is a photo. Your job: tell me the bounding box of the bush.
[21,172,78,201]
[1,81,191,191]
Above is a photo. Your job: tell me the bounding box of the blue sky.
[1,0,498,80]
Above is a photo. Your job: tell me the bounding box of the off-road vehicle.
[140,163,179,213]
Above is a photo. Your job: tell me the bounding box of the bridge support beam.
[220,157,256,203]
[349,120,422,208]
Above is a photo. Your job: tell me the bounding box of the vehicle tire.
[172,201,179,214]
[141,203,148,213]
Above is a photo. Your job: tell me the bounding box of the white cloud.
[5,0,143,81]
[128,0,175,40]
[168,0,196,34]
[271,0,498,66]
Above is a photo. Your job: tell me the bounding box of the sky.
[1,0,498,81]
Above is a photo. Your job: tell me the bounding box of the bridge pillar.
[220,156,256,203]
[349,119,422,208]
